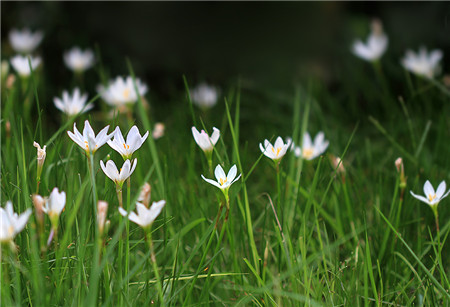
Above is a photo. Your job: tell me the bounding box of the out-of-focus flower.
[0,201,32,243]
[9,28,43,53]
[107,126,148,160]
[97,201,108,236]
[138,183,151,208]
[119,200,165,230]
[97,76,147,107]
[352,19,388,62]
[10,55,41,77]
[401,47,443,78]
[152,122,165,139]
[330,155,345,174]
[192,126,220,153]
[6,75,16,89]
[190,83,219,109]
[100,158,137,189]
[54,88,93,116]
[201,164,241,192]
[293,132,329,160]
[32,194,45,227]
[67,120,114,156]
[63,47,95,73]
[410,180,449,207]
[33,141,47,180]
[42,188,66,230]
[259,137,291,162]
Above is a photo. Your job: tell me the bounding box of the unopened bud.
[32,194,45,226]
[5,121,11,138]
[6,74,16,89]
[138,182,151,208]
[331,155,346,174]
[97,201,108,235]
[152,122,165,139]
[371,19,383,37]
[395,157,407,188]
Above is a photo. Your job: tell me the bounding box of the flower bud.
[330,155,345,174]
[371,19,384,37]
[395,157,407,188]
[97,201,108,236]
[32,194,45,227]
[138,182,151,208]
[152,122,165,139]
[6,74,16,89]
[5,121,11,139]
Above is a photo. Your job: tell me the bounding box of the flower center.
[219,178,227,186]
[123,88,130,99]
[271,147,281,157]
[428,194,437,202]
[8,225,14,236]
[303,148,314,159]
[123,143,130,150]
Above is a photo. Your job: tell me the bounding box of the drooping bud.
[330,155,346,174]
[138,182,151,208]
[97,201,108,236]
[32,194,45,227]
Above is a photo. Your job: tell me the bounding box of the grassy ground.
[2,29,450,307]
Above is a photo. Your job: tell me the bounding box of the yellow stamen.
[271,147,282,157]
[219,178,227,186]
[85,141,89,150]
[123,89,130,99]
[8,225,14,235]
[428,194,437,202]
[123,143,130,149]
[303,148,314,159]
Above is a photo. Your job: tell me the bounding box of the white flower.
[352,19,388,62]
[293,132,329,160]
[410,180,450,207]
[401,47,443,78]
[201,164,241,191]
[43,188,66,219]
[192,126,220,153]
[64,47,95,73]
[190,83,218,109]
[107,126,149,159]
[9,28,43,53]
[259,137,291,162]
[0,201,32,243]
[119,200,165,229]
[100,159,137,188]
[97,76,148,107]
[54,88,93,116]
[10,55,41,77]
[67,120,114,156]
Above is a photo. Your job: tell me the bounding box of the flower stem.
[146,230,164,304]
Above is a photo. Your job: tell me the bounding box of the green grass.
[1,53,450,307]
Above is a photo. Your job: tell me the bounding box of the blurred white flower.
[119,200,165,229]
[107,126,148,159]
[43,188,66,229]
[352,19,388,62]
[293,132,329,160]
[54,88,93,116]
[152,122,165,139]
[190,83,218,109]
[100,158,137,188]
[410,180,450,207]
[67,120,114,156]
[201,164,241,191]
[0,201,32,243]
[97,76,148,107]
[401,47,443,78]
[9,28,43,53]
[259,137,291,162]
[192,126,220,153]
[10,55,41,77]
[64,47,95,73]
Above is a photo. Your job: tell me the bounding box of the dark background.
[3,2,450,92]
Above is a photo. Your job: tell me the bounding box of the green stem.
[125,178,131,296]
[147,230,164,304]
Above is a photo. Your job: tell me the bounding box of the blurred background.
[2,2,450,148]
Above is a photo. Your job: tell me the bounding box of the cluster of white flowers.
[352,19,443,79]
